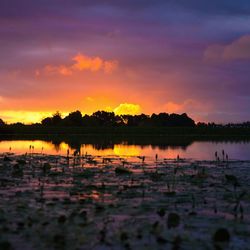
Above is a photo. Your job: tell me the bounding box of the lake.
[1,138,250,160]
[1,136,250,249]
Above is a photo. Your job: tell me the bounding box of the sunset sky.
[1,0,250,124]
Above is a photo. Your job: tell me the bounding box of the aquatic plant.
[157,208,166,218]
[189,194,197,216]
[213,228,230,250]
[167,212,180,229]
[233,190,246,219]
[115,166,132,175]
[43,162,51,175]
[0,150,249,249]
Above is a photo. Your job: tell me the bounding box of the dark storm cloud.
[1,0,250,18]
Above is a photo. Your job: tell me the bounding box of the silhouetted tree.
[12,122,25,127]
[52,111,62,125]
[41,117,53,126]
[92,111,117,126]
[150,113,195,127]
[197,122,207,127]
[82,114,97,126]
[0,118,5,126]
[63,110,83,126]
[41,111,62,126]
[151,113,170,126]
[169,113,195,127]
[121,114,149,126]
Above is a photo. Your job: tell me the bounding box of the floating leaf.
[213,228,230,243]
[115,167,132,174]
[167,213,180,229]
[157,208,166,217]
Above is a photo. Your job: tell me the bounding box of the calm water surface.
[0,139,250,160]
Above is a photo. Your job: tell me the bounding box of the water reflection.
[1,136,250,160]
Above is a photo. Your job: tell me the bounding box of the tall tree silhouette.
[41,111,62,126]
[0,118,5,126]
[63,110,83,126]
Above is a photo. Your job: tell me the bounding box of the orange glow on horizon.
[0,99,204,124]
[0,51,206,124]
[0,102,143,124]
[0,111,56,124]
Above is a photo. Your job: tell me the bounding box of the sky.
[0,0,250,124]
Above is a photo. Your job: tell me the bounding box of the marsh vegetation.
[0,144,249,249]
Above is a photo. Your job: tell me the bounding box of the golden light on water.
[113,145,141,156]
[0,140,55,154]
[0,140,245,160]
[0,140,184,158]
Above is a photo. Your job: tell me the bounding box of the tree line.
[1,111,250,128]
[41,111,196,127]
[0,110,196,127]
